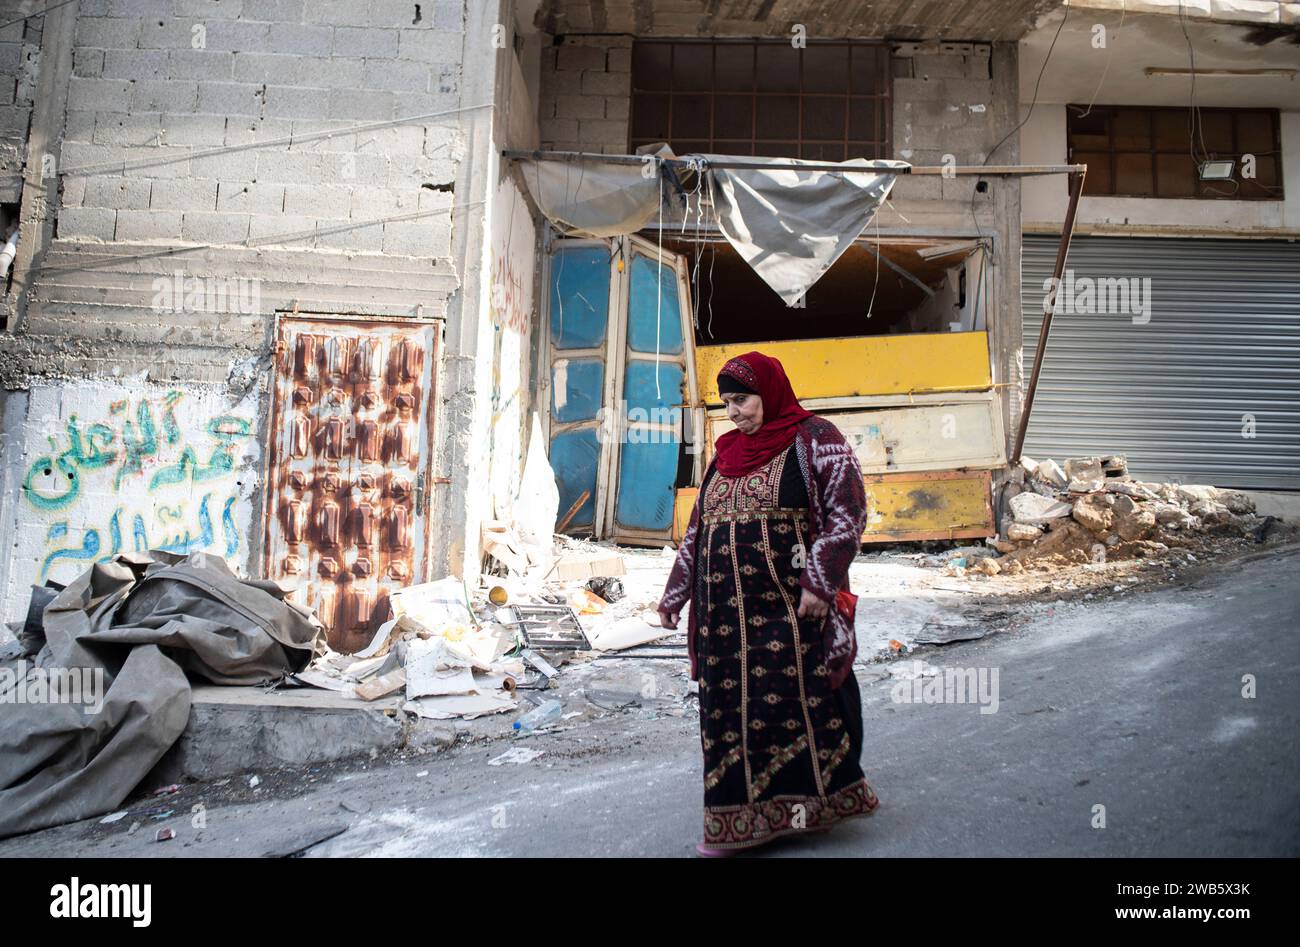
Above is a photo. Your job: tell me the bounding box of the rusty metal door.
[265,315,439,653]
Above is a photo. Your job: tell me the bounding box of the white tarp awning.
[705,155,910,305]
[515,149,910,304]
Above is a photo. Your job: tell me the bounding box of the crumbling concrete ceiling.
[534,0,1067,40]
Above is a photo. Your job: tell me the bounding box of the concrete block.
[216,181,285,212]
[232,51,304,84]
[224,116,293,146]
[361,59,430,93]
[360,123,424,155]
[582,71,627,96]
[608,47,632,72]
[56,207,117,240]
[348,185,404,217]
[335,26,399,59]
[267,22,333,56]
[395,91,459,121]
[201,20,274,53]
[107,0,172,15]
[159,112,229,147]
[62,108,97,143]
[172,0,247,17]
[72,48,105,79]
[302,0,373,27]
[555,93,604,119]
[370,0,426,27]
[93,111,163,146]
[237,0,305,21]
[60,174,88,207]
[166,49,235,81]
[557,45,606,71]
[543,117,579,142]
[263,84,328,120]
[328,87,396,121]
[432,63,457,94]
[295,56,365,89]
[580,117,627,145]
[289,119,357,152]
[188,147,258,179]
[256,150,325,182]
[101,48,167,81]
[196,81,263,116]
[383,217,450,257]
[116,208,183,241]
[82,175,152,209]
[283,182,351,217]
[144,685,407,787]
[182,210,251,244]
[396,27,463,62]
[74,16,141,49]
[247,213,317,245]
[0,76,15,105]
[150,177,218,211]
[432,0,463,31]
[137,17,204,50]
[604,95,630,121]
[317,215,384,252]
[66,78,132,113]
[129,79,200,113]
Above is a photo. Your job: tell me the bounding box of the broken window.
[1067,105,1283,200]
[630,39,892,161]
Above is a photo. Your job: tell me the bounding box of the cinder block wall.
[0,0,511,620]
[0,2,40,207]
[537,34,630,153]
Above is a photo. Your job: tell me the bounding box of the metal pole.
[1011,167,1087,465]
[500,149,1082,177]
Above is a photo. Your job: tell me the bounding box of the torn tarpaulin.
[704,155,910,304]
[0,551,317,839]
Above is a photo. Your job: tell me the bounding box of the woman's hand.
[796,587,829,620]
[658,604,681,629]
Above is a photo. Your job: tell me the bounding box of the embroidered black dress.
[695,441,879,850]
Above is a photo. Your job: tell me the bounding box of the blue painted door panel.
[627,254,683,355]
[614,439,677,531]
[550,246,610,350]
[549,428,599,528]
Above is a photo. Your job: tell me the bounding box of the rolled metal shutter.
[1020,234,1300,490]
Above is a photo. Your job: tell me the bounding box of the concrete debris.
[990,456,1271,573]
[1010,492,1074,525]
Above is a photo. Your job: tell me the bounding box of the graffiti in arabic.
[22,390,253,580]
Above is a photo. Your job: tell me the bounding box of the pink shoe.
[695,842,736,857]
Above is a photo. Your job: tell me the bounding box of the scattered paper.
[489,747,544,766]
[403,693,517,720]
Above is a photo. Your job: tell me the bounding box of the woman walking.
[658,351,880,855]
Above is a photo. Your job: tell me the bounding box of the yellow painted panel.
[696,333,991,404]
[673,488,698,544]
[862,471,994,542]
[708,398,1006,474]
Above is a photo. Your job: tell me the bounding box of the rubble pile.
[290,528,686,729]
[976,453,1278,575]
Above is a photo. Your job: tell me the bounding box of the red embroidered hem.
[702,779,880,850]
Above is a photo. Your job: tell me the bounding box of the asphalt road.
[3,544,1297,858]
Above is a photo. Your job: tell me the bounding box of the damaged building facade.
[0,0,1179,651]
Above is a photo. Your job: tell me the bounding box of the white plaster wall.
[0,378,261,622]
[486,174,537,522]
[1022,105,1300,234]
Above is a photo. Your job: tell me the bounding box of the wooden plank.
[695,332,992,404]
[860,469,994,542]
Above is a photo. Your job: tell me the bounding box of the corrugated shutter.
[1021,234,1300,490]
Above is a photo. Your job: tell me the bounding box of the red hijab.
[714,352,814,477]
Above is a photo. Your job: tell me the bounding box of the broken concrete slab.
[1010,492,1073,526]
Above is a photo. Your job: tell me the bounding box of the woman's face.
[722,391,764,434]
